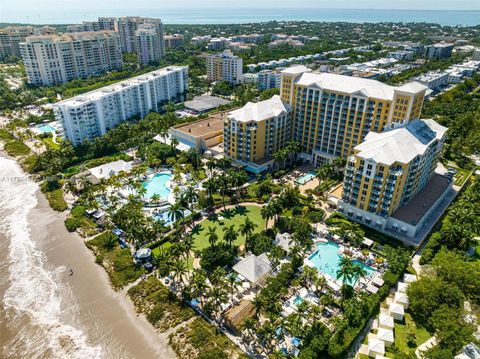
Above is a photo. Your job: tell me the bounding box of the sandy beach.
[0,153,176,359]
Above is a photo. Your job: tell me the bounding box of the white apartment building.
[473,49,480,62]
[206,49,243,84]
[231,34,264,44]
[207,37,230,50]
[53,66,188,145]
[164,34,185,48]
[117,16,165,56]
[135,24,163,66]
[20,31,123,86]
[412,71,449,90]
[257,69,282,90]
[0,26,57,60]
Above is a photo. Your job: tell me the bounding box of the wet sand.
[0,153,176,359]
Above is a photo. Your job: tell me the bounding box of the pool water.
[308,242,376,286]
[37,124,56,133]
[293,295,304,306]
[142,172,172,200]
[296,172,316,185]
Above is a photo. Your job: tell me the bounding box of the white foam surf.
[0,157,103,359]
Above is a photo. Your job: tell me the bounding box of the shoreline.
[0,151,176,359]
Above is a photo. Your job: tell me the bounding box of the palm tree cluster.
[273,141,302,170]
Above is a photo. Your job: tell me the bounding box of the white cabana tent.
[378,314,394,330]
[377,328,394,347]
[389,302,405,321]
[404,273,417,284]
[394,292,409,309]
[368,338,385,357]
[372,274,385,287]
[367,284,379,293]
[362,237,374,248]
[397,281,408,293]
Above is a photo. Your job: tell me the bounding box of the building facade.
[0,26,56,60]
[280,66,427,166]
[257,69,282,90]
[339,119,449,242]
[53,66,188,145]
[135,24,163,66]
[425,43,454,60]
[164,34,185,48]
[117,16,165,56]
[20,31,123,86]
[472,49,480,62]
[223,95,291,173]
[206,49,243,84]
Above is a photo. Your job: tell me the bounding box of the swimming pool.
[308,242,376,286]
[295,172,316,185]
[293,295,304,306]
[142,172,172,200]
[37,124,56,133]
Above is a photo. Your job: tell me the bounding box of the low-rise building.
[425,43,454,60]
[169,112,225,153]
[231,34,264,44]
[183,95,231,114]
[412,71,449,91]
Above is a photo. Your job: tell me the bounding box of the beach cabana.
[224,299,254,333]
[362,238,374,248]
[368,338,385,357]
[403,273,417,284]
[378,314,394,330]
[397,281,408,293]
[372,274,385,287]
[377,328,394,347]
[388,302,405,321]
[135,248,152,261]
[367,284,379,293]
[394,292,409,309]
[232,254,272,288]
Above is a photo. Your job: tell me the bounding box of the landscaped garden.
[190,205,265,251]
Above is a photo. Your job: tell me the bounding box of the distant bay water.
[1,8,480,26]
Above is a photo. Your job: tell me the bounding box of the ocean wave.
[0,157,103,359]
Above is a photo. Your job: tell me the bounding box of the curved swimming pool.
[142,172,172,200]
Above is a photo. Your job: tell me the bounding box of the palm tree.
[171,259,187,289]
[206,226,219,247]
[261,202,276,230]
[252,295,263,319]
[239,217,257,244]
[150,193,161,204]
[227,272,238,305]
[336,256,355,285]
[207,286,228,323]
[183,185,199,214]
[168,202,186,238]
[351,263,367,284]
[223,224,238,247]
[206,158,217,179]
[191,269,208,306]
[219,172,230,210]
[313,274,327,296]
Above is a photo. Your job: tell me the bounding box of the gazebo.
[368,338,385,357]
[394,292,409,309]
[389,302,405,321]
[378,314,394,330]
[377,328,394,347]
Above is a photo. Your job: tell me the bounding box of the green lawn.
[41,136,60,150]
[190,205,265,251]
[387,312,432,354]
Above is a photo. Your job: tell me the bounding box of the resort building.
[135,24,164,66]
[20,31,123,86]
[424,43,454,60]
[169,112,225,153]
[411,71,449,91]
[280,66,427,166]
[53,66,188,145]
[339,118,452,244]
[164,34,185,48]
[117,16,165,56]
[206,50,243,84]
[232,253,272,288]
[231,34,264,44]
[223,95,291,173]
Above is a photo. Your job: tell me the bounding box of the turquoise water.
[308,242,376,286]
[293,295,304,306]
[37,124,55,133]
[5,8,480,26]
[296,172,316,185]
[142,173,172,200]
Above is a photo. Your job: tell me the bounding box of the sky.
[2,0,480,11]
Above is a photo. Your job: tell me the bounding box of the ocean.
[1,8,480,26]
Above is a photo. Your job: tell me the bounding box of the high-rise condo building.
[164,34,185,49]
[280,66,427,166]
[257,69,282,90]
[53,66,188,146]
[117,16,165,56]
[223,95,291,173]
[206,49,243,84]
[424,43,454,60]
[339,119,449,242]
[135,24,163,66]
[0,26,57,60]
[20,31,123,86]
